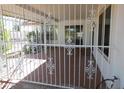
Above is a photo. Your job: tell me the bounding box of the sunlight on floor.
[0,58,46,81]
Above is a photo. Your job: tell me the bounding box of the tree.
[0,20,12,53]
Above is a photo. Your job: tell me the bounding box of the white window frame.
[98,5,112,61]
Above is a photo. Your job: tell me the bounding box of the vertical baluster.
[83,4,87,88]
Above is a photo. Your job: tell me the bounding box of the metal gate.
[0,4,112,89]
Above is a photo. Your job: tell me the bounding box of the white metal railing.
[0,4,111,89]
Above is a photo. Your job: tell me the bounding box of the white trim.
[98,48,109,62]
[97,4,111,61]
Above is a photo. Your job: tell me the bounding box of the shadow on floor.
[10,81,63,89]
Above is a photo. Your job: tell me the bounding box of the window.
[65,25,83,45]
[98,13,103,47]
[98,5,111,57]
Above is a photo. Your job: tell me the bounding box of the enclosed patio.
[0,4,122,89]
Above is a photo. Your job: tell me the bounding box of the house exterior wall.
[110,4,124,88]
[94,4,124,88]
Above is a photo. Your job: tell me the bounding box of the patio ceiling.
[0,4,98,23]
[30,4,98,21]
[30,4,86,21]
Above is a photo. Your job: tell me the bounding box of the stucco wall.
[94,4,124,88]
[110,4,124,88]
